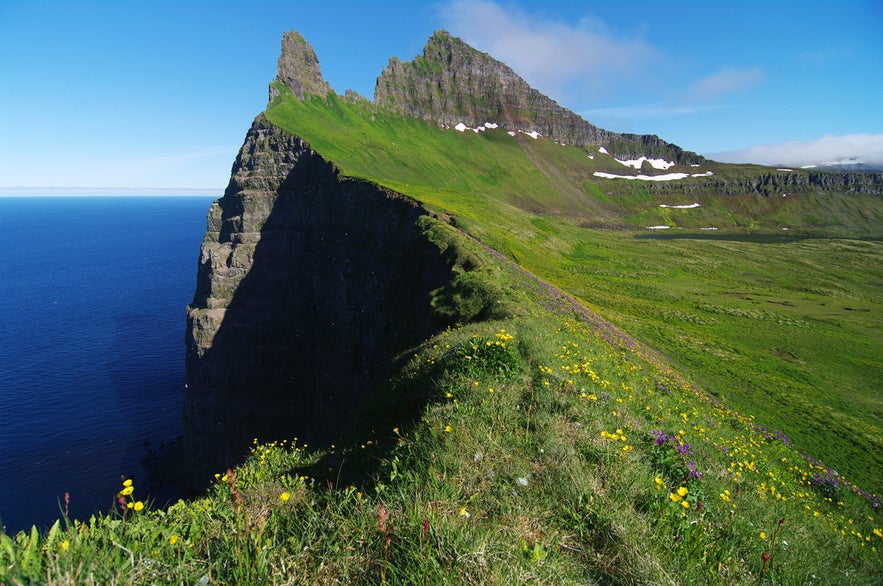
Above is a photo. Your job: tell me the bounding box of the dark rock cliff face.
[375,30,702,164]
[182,115,453,486]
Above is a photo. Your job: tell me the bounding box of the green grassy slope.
[265,90,883,493]
[3,89,881,584]
[3,217,881,584]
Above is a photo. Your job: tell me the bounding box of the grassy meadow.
[3,217,881,583]
[2,89,881,583]
[265,90,883,493]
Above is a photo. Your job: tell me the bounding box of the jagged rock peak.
[375,30,701,163]
[269,30,332,102]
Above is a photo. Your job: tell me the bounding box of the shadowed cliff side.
[181,115,455,489]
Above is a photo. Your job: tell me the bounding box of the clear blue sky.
[1,0,881,191]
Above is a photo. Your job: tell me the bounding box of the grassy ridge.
[265,91,883,493]
[3,219,881,583]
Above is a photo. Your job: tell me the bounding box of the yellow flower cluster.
[669,486,690,508]
[117,478,144,512]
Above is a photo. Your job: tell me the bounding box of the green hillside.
[3,88,881,584]
[265,89,883,494]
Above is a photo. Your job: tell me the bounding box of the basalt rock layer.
[182,114,453,485]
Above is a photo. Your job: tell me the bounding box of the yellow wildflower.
[122,479,133,488]
[169,535,178,546]
[677,486,688,497]
[120,485,134,496]
[280,491,291,502]
[681,500,690,509]
[60,540,70,552]
[133,501,144,512]
[443,425,452,433]
[760,532,767,540]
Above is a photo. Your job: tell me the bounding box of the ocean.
[0,196,215,534]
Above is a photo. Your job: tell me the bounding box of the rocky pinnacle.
[269,30,332,102]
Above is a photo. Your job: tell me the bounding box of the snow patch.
[659,203,701,209]
[594,171,691,181]
[598,146,609,154]
[587,154,594,160]
[700,227,718,231]
[525,130,540,139]
[777,168,794,172]
[616,156,676,170]
[690,171,714,177]
[646,225,671,230]
[454,122,500,133]
[507,131,517,137]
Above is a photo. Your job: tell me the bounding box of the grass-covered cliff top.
[3,90,881,583]
[3,216,881,583]
[262,89,882,493]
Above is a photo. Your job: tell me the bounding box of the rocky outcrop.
[375,30,702,164]
[642,169,883,197]
[268,30,332,102]
[182,115,454,486]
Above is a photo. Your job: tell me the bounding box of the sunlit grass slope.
[3,218,881,584]
[265,90,883,493]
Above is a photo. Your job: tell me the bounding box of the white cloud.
[439,0,656,99]
[687,67,764,100]
[710,133,883,167]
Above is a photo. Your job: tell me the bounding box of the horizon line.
[0,186,223,197]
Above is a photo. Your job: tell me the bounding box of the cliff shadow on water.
[178,117,460,492]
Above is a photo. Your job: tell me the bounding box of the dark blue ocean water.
[0,196,214,534]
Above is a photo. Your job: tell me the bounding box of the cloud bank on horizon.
[711,134,883,168]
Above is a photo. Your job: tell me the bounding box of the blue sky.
[1,0,881,191]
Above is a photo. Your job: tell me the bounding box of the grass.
[265,89,883,493]
[3,224,882,583]
[3,90,882,583]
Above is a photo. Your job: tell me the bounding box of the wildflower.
[670,492,682,503]
[677,486,688,498]
[169,535,178,546]
[681,500,690,509]
[280,491,291,502]
[133,501,144,512]
[459,506,470,518]
[655,477,665,490]
[122,479,133,488]
[60,540,70,552]
[393,427,400,435]
[120,485,134,496]
[760,531,767,540]
[443,425,452,433]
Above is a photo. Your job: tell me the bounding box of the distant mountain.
[373,30,703,164]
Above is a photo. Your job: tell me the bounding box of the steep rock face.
[375,30,702,164]
[183,115,453,485]
[268,30,332,101]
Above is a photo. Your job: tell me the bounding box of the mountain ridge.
[271,29,703,164]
